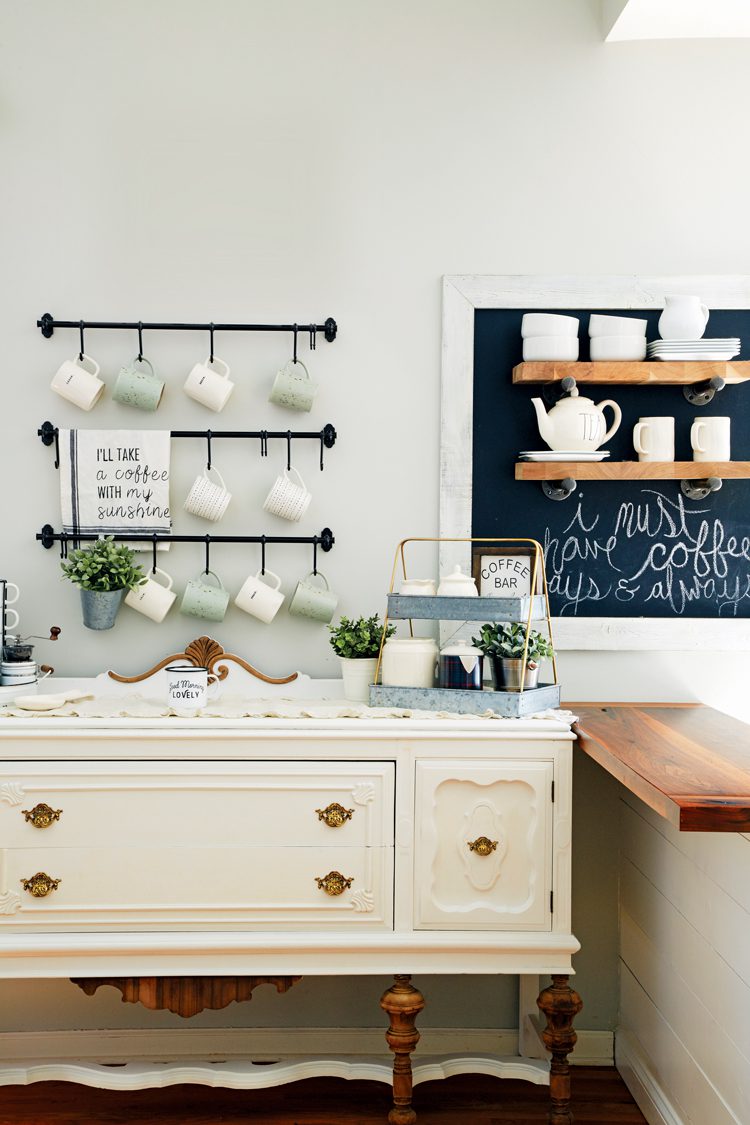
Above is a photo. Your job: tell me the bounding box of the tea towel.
[59,429,171,537]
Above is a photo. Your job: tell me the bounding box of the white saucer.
[518,451,610,462]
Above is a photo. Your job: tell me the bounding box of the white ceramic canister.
[381,637,438,689]
[437,564,478,597]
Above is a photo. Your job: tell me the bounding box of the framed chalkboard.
[439,275,750,650]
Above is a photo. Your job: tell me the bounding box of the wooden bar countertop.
[572,703,750,833]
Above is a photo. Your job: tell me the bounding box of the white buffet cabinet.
[0,680,580,1124]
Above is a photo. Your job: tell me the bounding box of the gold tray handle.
[315,871,354,896]
[22,803,62,829]
[467,837,498,857]
[316,803,354,828]
[21,872,61,898]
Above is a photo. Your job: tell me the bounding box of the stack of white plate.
[518,451,610,462]
[647,338,740,361]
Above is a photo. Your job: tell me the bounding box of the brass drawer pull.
[315,871,354,896]
[467,837,498,857]
[22,803,62,829]
[21,872,61,898]
[316,803,354,828]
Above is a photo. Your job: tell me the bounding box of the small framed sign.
[472,547,539,597]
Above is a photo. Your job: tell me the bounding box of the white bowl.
[590,335,647,361]
[521,313,579,338]
[589,314,648,337]
[523,336,580,362]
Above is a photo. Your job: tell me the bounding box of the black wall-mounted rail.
[38,525,335,553]
[39,422,337,471]
[37,313,337,343]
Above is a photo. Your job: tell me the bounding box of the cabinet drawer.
[414,760,553,930]
[2,843,393,930]
[0,764,394,849]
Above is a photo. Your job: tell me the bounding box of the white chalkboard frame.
[440,274,750,651]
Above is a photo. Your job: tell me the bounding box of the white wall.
[2,0,750,1053]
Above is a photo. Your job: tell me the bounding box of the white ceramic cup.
[262,466,311,522]
[522,336,579,362]
[590,336,647,361]
[633,417,675,462]
[691,416,731,462]
[165,664,218,716]
[184,356,234,412]
[2,582,20,632]
[50,354,105,411]
[588,314,648,337]
[234,568,285,623]
[124,568,176,623]
[184,465,232,522]
[400,578,437,596]
[521,313,579,338]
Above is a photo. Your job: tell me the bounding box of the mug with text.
[184,356,234,412]
[50,353,105,411]
[165,664,218,716]
[691,416,731,462]
[124,567,176,623]
[234,568,285,623]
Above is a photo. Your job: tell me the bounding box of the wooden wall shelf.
[512,360,750,385]
[515,460,750,482]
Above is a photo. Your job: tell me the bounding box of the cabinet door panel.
[414,760,553,930]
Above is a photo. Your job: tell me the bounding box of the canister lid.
[439,640,482,657]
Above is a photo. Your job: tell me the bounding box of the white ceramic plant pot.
[339,657,378,703]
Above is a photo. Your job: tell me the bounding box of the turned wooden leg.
[380,974,425,1125]
[537,974,583,1125]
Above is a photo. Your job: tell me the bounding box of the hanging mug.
[184,356,235,412]
[124,568,176,623]
[50,353,105,411]
[288,571,338,623]
[113,356,165,412]
[180,570,230,622]
[184,465,232,522]
[263,466,311,522]
[269,360,318,412]
[234,569,285,623]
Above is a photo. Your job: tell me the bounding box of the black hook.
[259,429,268,458]
[293,324,298,364]
[312,537,318,576]
[319,434,325,471]
[205,534,210,574]
[287,431,292,472]
[206,430,212,471]
[78,321,85,361]
[59,534,67,560]
[261,534,266,575]
[137,321,144,362]
[152,533,158,575]
[209,323,215,364]
[53,427,60,470]
[310,324,317,351]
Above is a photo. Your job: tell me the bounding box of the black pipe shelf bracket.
[683,376,726,406]
[39,422,337,471]
[37,314,337,344]
[38,525,335,553]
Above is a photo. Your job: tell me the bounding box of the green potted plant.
[61,538,145,630]
[471,621,553,692]
[328,614,396,702]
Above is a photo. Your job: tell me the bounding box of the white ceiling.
[603,0,750,41]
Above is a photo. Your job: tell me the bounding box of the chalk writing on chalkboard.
[544,489,750,616]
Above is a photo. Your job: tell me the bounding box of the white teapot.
[531,388,621,452]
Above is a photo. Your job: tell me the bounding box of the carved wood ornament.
[107,635,298,686]
[72,976,302,1018]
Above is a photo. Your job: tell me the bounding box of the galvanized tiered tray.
[369,537,560,718]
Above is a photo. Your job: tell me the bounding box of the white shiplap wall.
[617,796,750,1125]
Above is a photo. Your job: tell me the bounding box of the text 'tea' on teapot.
[531,388,622,453]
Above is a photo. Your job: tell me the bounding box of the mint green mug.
[288,571,338,623]
[113,356,165,412]
[179,570,229,622]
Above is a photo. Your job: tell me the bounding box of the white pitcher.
[658,295,709,341]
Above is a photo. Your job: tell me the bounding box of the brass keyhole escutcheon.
[316,803,354,828]
[21,872,61,898]
[315,871,354,896]
[22,803,62,829]
[467,837,498,857]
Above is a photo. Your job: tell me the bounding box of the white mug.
[184,465,232,522]
[50,354,105,411]
[234,568,285,623]
[691,416,731,462]
[262,466,311,522]
[400,579,437,596]
[165,664,218,716]
[633,417,675,462]
[184,356,234,412]
[124,568,176,623]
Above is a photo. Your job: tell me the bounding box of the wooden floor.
[0,1069,646,1123]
